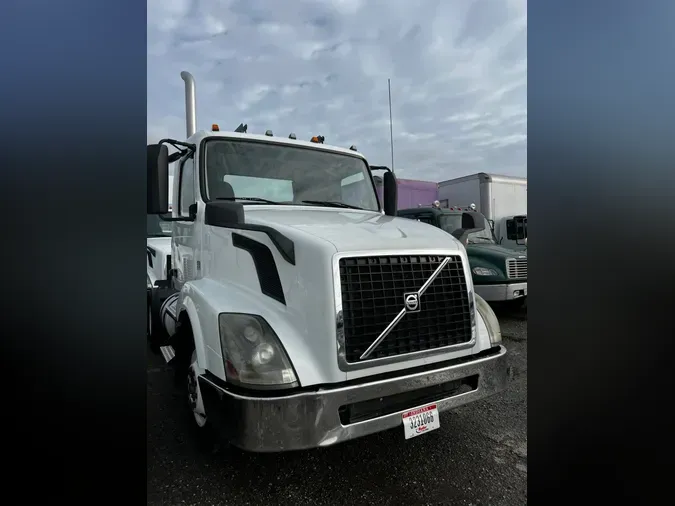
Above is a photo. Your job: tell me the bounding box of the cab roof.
[185,130,367,160]
[398,207,468,214]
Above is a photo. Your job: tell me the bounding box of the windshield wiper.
[301,200,364,210]
[215,197,284,205]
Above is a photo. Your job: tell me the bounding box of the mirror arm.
[158,138,197,151]
[158,138,197,163]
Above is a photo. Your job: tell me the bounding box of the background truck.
[147,214,172,337]
[145,70,508,453]
[398,207,527,307]
[146,177,174,336]
[438,173,527,251]
[373,176,439,209]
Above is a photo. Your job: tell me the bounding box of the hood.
[466,242,527,259]
[243,206,463,253]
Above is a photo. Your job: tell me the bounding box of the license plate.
[402,403,440,440]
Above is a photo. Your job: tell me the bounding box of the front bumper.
[199,345,508,452]
[475,282,527,302]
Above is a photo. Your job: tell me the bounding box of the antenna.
[388,78,395,172]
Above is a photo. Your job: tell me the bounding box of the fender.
[177,277,326,385]
[176,294,208,369]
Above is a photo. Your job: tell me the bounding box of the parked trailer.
[438,173,527,250]
[146,70,508,453]
[373,176,439,209]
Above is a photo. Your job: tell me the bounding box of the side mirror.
[147,144,169,214]
[383,171,398,216]
[461,212,485,231]
[451,212,486,244]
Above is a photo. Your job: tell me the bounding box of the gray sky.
[148,0,527,182]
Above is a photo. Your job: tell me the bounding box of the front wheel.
[147,289,168,350]
[185,350,223,452]
[147,299,152,337]
[187,350,208,429]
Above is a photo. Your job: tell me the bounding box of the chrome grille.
[506,258,527,279]
[338,255,473,363]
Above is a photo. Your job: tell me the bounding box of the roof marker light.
[212,124,220,131]
[289,133,296,139]
[349,145,357,151]
[265,130,273,136]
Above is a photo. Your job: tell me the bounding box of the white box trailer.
[438,173,527,250]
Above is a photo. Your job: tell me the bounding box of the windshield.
[440,213,496,244]
[203,139,380,211]
[439,214,462,235]
[147,214,171,237]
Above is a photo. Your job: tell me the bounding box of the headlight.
[473,267,498,276]
[218,313,298,389]
[474,293,502,345]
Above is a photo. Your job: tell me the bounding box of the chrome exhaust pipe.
[180,71,197,137]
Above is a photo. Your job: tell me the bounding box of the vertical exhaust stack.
[180,71,197,138]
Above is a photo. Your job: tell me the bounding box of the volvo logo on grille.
[358,256,452,360]
[404,292,421,313]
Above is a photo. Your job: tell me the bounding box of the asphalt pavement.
[147,305,527,505]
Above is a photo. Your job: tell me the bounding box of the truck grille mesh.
[339,255,472,363]
[506,258,527,279]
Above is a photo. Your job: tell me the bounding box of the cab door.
[172,155,198,289]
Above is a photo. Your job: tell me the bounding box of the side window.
[506,217,527,240]
[179,157,195,217]
[404,213,433,225]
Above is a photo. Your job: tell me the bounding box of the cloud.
[148,0,527,181]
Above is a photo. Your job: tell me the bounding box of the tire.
[146,298,152,337]
[148,289,168,350]
[185,349,223,452]
[187,350,209,430]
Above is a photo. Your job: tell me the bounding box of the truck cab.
[398,207,527,305]
[497,214,527,251]
[145,71,508,452]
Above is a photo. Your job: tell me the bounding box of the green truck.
[398,207,527,307]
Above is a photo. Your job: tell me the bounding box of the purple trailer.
[373,176,439,209]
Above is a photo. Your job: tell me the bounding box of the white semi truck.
[146,71,508,452]
[438,173,527,251]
